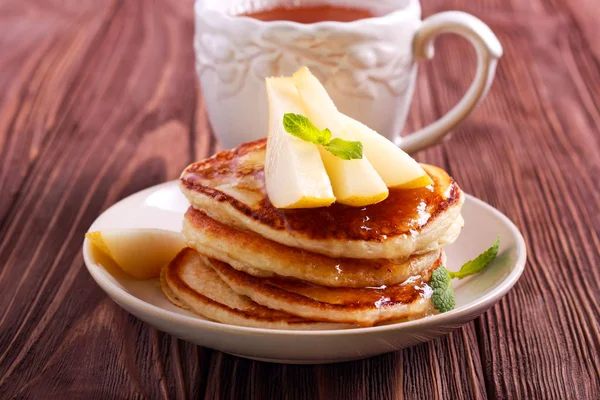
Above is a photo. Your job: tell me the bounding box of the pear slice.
[342,115,433,188]
[265,77,335,209]
[86,229,186,279]
[292,67,388,207]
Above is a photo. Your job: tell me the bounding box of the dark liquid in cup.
[241,5,377,23]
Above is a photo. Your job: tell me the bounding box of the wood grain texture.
[0,0,598,399]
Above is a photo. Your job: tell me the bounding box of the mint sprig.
[282,113,363,160]
[449,236,500,279]
[283,113,331,144]
[323,138,363,161]
[430,266,456,313]
[431,236,500,313]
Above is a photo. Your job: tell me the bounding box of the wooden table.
[1,0,599,398]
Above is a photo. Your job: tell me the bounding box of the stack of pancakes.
[161,139,464,329]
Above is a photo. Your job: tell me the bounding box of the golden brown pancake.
[207,251,441,327]
[183,206,448,287]
[162,248,349,330]
[160,267,189,310]
[180,139,464,259]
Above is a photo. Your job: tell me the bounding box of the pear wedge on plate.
[342,115,433,189]
[292,67,389,207]
[264,77,335,209]
[86,229,186,280]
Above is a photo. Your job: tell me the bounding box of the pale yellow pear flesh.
[342,115,433,189]
[264,77,335,209]
[86,229,186,279]
[292,67,389,206]
[317,152,390,207]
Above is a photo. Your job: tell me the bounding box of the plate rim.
[83,182,527,337]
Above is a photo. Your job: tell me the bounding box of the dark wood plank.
[416,1,600,398]
[0,0,206,399]
[202,329,486,400]
[0,0,599,399]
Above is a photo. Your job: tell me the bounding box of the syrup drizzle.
[181,141,458,241]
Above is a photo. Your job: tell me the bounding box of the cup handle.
[400,11,503,154]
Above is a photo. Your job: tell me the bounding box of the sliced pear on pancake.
[264,77,335,209]
[342,115,433,189]
[86,229,186,279]
[292,66,389,207]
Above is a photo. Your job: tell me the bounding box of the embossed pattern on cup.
[195,0,502,153]
[195,0,420,148]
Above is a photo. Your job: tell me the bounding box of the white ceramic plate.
[83,181,526,364]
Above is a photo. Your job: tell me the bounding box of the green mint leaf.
[430,237,500,314]
[321,128,332,144]
[322,138,363,160]
[282,113,363,160]
[449,236,500,279]
[283,113,329,145]
[430,266,456,313]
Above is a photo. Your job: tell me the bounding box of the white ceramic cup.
[194,0,502,153]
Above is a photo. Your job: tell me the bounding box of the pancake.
[207,251,443,327]
[162,248,348,330]
[160,267,189,310]
[180,139,464,260]
[183,206,456,287]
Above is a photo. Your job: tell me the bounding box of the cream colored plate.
[83,181,526,364]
